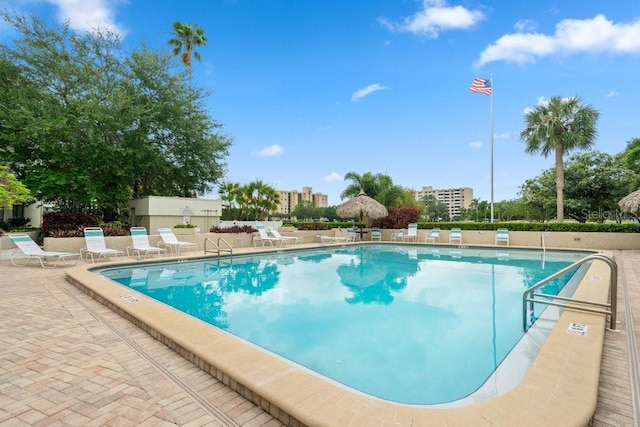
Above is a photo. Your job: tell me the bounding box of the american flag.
[469,78,492,96]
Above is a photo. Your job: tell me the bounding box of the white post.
[490,74,494,223]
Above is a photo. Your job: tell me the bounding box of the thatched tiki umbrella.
[336,190,388,226]
[618,190,640,217]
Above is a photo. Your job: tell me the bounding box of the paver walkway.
[0,250,638,426]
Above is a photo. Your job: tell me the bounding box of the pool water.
[98,245,587,405]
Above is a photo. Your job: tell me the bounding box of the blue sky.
[2,0,640,206]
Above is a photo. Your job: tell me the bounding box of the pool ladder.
[522,253,617,331]
[204,237,233,259]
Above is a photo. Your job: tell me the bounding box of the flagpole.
[490,74,494,223]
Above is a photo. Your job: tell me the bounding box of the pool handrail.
[522,253,617,331]
[204,237,233,258]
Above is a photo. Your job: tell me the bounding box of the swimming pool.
[96,244,588,405]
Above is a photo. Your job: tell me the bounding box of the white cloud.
[255,144,283,157]
[477,14,640,66]
[469,140,482,148]
[494,132,510,139]
[514,19,537,33]
[606,91,618,98]
[50,0,126,35]
[351,83,387,102]
[323,172,343,182]
[380,0,485,38]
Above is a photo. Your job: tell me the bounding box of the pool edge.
[65,248,611,427]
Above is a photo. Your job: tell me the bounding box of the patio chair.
[347,227,359,241]
[157,228,198,255]
[370,227,382,241]
[9,234,80,268]
[268,227,302,245]
[127,227,167,258]
[425,228,440,243]
[403,223,418,242]
[254,224,285,247]
[391,229,405,241]
[495,228,510,246]
[449,228,463,244]
[82,227,124,263]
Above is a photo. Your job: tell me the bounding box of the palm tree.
[519,96,599,222]
[218,181,240,220]
[168,21,207,94]
[341,172,408,207]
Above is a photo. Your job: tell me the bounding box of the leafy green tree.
[519,96,600,222]
[562,151,633,222]
[519,170,559,222]
[0,166,32,209]
[421,194,449,221]
[493,199,528,221]
[0,13,230,217]
[291,201,324,220]
[519,151,631,222]
[168,22,207,94]
[621,137,640,191]
[467,198,481,221]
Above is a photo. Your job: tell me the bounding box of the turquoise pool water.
[97,245,587,405]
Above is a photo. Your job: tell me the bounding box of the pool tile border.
[65,247,612,426]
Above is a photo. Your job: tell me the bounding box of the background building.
[276,186,328,215]
[415,186,473,218]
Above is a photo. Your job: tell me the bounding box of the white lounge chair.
[347,227,359,241]
[127,227,166,258]
[425,228,440,243]
[319,235,353,244]
[82,227,124,262]
[370,227,382,241]
[157,228,198,255]
[495,228,510,246]
[318,229,355,244]
[254,224,285,247]
[403,223,418,242]
[268,227,301,245]
[449,228,462,244]
[9,234,80,268]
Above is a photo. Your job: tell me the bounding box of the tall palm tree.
[519,96,599,222]
[168,21,207,94]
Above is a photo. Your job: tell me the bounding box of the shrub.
[210,225,257,233]
[42,212,100,237]
[174,223,196,228]
[8,217,31,228]
[101,222,130,236]
[296,223,333,231]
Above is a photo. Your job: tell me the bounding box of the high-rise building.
[415,186,473,218]
[276,186,328,214]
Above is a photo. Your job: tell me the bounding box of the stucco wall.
[379,229,640,250]
[2,229,639,261]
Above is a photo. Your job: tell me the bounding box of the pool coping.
[65,244,613,426]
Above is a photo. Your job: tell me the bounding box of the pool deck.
[0,246,639,426]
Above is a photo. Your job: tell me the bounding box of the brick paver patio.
[1,249,638,426]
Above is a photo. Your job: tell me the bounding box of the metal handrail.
[204,237,233,258]
[522,253,617,331]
